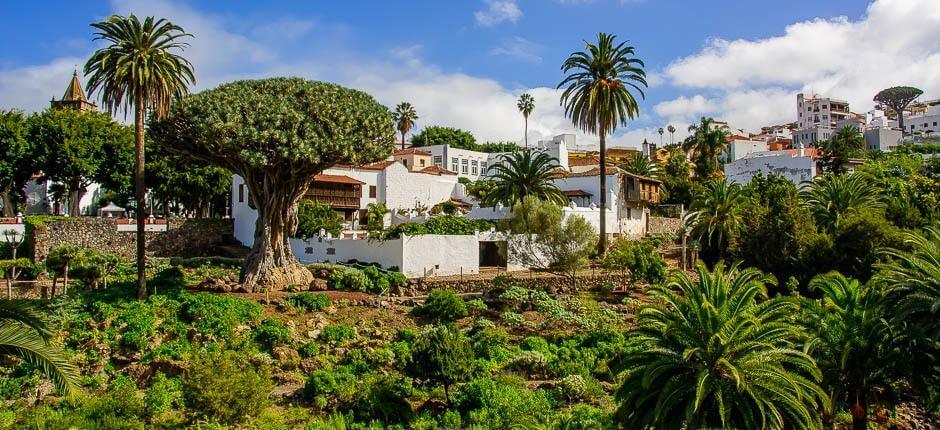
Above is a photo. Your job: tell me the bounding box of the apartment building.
[793,93,857,146]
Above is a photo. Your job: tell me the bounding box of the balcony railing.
[305,195,360,208]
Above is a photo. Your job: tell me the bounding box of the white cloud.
[474,0,523,27]
[662,0,940,131]
[488,37,542,63]
[0,57,86,113]
[654,95,718,119]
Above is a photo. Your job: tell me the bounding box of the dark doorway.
[479,241,508,268]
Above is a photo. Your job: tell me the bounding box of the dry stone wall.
[647,216,682,235]
[30,218,232,261]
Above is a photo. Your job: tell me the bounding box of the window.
[933,122,938,126]
[471,160,478,175]
[402,159,408,168]
[451,157,458,172]
[238,184,244,203]
[433,156,442,166]
[481,161,487,173]
[419,159,426,167]
[369,186,376,198]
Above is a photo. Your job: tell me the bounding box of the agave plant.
[615,261,828,429]
[0,300,78,393]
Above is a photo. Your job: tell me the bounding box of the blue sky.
[1,0,938,148]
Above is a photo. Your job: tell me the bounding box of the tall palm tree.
[482,149,568,207]
[619,152,658,179]
[615,262,828,429]
[667,124,676,145]
[800,173,882,231]
[657,127,664,147]
[559,32,647,254]
[392,102,418,150]
[517,93,535,148]
[0,300,79,394]
[803,272,897,430]
[689,179,746,261]
[683,117,729,178]
[85,15,195,299]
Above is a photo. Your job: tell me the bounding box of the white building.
[864,127,903,152]
[420,133,572,180]
[728,138,769,161]
[903,101,940,136]
[724,146,819,185]
[793,93,857,147]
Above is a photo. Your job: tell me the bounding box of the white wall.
[381,162,460,211]
[401,235,480,277]
[728,139,767,161]
[232,175,257,247]
[724,153,816,185]
[291,235,405,271]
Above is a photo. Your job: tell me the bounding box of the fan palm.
[657,127,664,146]
[667,124,676,145]
[619,153,658,179]
[615,261,828,429]
[0,300,79,394]
[688,179,746,261]
[800,173,882,231]
[482,149,567,207]
[683,117,729,178]
[85,15,195,299]
[558,32,647,254]
[803,272,897,430]
[876,227,940,337]
[392,102,419,150]
[517,93,535,148]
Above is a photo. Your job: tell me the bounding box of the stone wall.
[30,218,232,262]
[647,216,682,235]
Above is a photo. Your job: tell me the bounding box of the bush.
[287,292,330,312]
[412,289,468,322]
[329,267,372,292]
[407,325,474,403]
[145,373,184,417]
[362,266,390,295]
[182,349,273,425]
[179,292,264,339]
[253,318,293,352]
[296,202,345,238]
[320,324,356,343]
[116,301,158,351]
[303,366,358,408]
[603,238,667,286]
[454,376,553,428]
[298,342,321,358]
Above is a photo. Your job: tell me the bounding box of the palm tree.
[819,126,864,174]
[657,127,664,147]
[877,227,940,338]
[0,300,79,394]
[619,153,658,178]
[688,179,746,261]
[667,124,676,145]
[803,272,897,430]
[517,93,535,148]
[392,102,419,150]
[615,262,828,429]
[800,173,882,231]
[558,32,647,254]
[85,15,195,300]
[482,149,568,207]
[683,117,729,178]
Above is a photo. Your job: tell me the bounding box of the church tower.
[50,70,98,111]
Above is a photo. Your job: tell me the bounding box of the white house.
[419,133,572,180]
[724,146,818,185]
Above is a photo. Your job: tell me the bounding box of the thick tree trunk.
[240,172,314,291]
[134,101,148,300]
[598,129,608,255]
[1,186,14,217]
[898,111,905,137]
[851,389,868,430]
[68,186,86,217]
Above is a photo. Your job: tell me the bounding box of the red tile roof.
[333,161,397,171]
[418,166,458,176]
[392,148,432,156]
[312,174,365,185]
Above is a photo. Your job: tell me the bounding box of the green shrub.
[412,289,468,322]
[362,266,390,294]
[407,325,474,403]
[298,342,321,358]
[329,267,372,292]
[179,292,264,339]
[303,366,358,408]
[465,298,487,312]
[253,318,293,352]
[150,267,186,292]
[388,272,408,290]
[320,324,356,343]
[145,373,184,416]
[182,349,273,425]
[603,238,667,285]
[356,373,414,424]
[116,301,158,351]
[287,292,330,312]
[454,376,553,428]
[296,202,345,238]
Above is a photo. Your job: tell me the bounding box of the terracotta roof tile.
[418,166,458,176]
[392,148,432,156]
[312,174,365,185]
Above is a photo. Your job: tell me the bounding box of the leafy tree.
[602,238,666,286]
[508,196,597,281]
[559,32,647,254]
[819,126,864,174]
[688,179,746,262]
[296,202,345,238]
[800,173,883,231]
[859,151,939,228]
[30,108,133,216]
[619,152,658,178]
[0,300,79,394]
[392,102,418,150]
[482,149,567,207]
[407,324,474,404]
[873,86,923,136]
[150,78,395,290]
[830,210,902,281]
[683,116,729,178]
[517,93,534,148]
[0,110,34,216]
[462,178,498,203]
[146,144,231,218]
[657,127,664,147]
[85,14,196,299]
[615,262,828,430]
[660,148,700,207]
[362,202,389,233]
[410,125,476,149]
[803,272,898,430]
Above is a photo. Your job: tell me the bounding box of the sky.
[1,0,939,150]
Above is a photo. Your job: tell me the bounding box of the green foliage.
[602,238,667,285]
[430,200,460,215]
[362,203,389,233]
[463,179,499,203]
[179,292,264,339]
[482,149,568,207]
[689,179,746,262]
[330,266,372,292]
[0,299,79,394]
[454,376,553,428]
[145,373,184,417]
[410,126,476,150]
[829,210,903,281]
[615,262,827,430]
[320,324,356,344]
[0,110,34,216]
[508,197,597,278]
[146,144,231,218]
[819,126,864,174]
[181,349,273,425]
[383,215,494,239]
[253,317,293,352]
[801,173,883,231]
[286,292,330,312]
[683,117,729,179]
[412,289,468,322]
[407,325,474,403]
[619,153,659,178]
[296,202,345,238]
